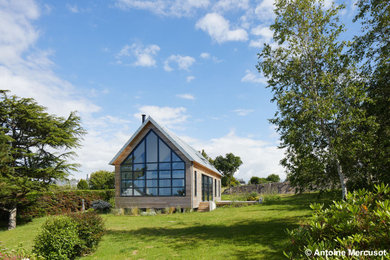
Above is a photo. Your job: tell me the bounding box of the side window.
[194,171,197,197]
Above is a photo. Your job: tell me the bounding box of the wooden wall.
[192,163,222,208]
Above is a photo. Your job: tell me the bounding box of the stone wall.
[222,182,296,195]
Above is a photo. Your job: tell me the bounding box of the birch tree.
[258,0,376,199]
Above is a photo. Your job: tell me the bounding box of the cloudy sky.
[1,0,359,181]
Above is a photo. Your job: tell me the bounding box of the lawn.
[0,193,339,259]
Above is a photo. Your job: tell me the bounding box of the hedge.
[17,190,115,222]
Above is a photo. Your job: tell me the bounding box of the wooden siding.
[192,165,221,209]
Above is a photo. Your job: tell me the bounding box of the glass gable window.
[120,130,186,197]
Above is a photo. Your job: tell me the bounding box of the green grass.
[0,192,339,259]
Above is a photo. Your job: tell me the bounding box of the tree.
[0,91,85,229]
[257,0,377,199]
[266,174,281,183]
[89,170,115,190]
[201,149,214,165]
[214,153,243,189]
[350,0,390,188]
[77,179,89,190]
[249,176,261,184]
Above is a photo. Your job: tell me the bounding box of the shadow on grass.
[106,217,300,259]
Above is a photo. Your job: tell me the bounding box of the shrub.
[68,211,105,255]
[91,200,111,213]
[77,179,89,190]
[0,242,38,259]
[284,184,390,259]
[33,216,82,260]
[246,192,259,201]
[18,189,115,222]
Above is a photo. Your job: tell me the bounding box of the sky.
[1,0,360,182]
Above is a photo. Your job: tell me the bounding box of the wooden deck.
[216,201,258,207]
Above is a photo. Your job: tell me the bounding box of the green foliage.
[266,174,280,183]
[246,192,259,201]
[89,170,115,190]
[32,212,104,259]
[0,242,41,259]
[221,176,240,187]
[16,190,114,222]
[249,174,280,184]
[249,176,261,184]
[68,211,105,255]
[200,149,214,164]
[350,0,390,188]
[284,184,390,259]
[0,91,85,229]
[77,179,89,190]
[32,216,82,260]
[214,153,243,188]
[257,0,377,199]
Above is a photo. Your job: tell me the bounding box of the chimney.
[142,114,146,123]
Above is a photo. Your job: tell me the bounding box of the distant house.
[109,116,222,209]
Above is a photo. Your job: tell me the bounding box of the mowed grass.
[0,193,339,259]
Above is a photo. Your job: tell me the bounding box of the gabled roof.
[109,116,221,176]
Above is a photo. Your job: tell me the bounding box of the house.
[109,115,222,209]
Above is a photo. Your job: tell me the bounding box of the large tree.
[0,91,85,229]
[214,153,243,189]
[350,0,390,188]
[258,0,377,199]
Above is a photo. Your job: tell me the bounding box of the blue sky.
[1,0,359,181]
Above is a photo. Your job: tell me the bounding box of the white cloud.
[233,108,254,116]
[117,43,160,67]
[0,0,134,179]
[254,0,276,21]
[196,13,248,43]
[0,0,40,65]
[181,130,285,181]
[67,4,79,13]
[213,0,249,12]
[176,93,195,100]
[249,25,273,48]
[241,69,267,84]
[164,54,195,71]
[134,106,189,129]
[115,0,209,17]
[200,52,210,59]
[186,75,195,82]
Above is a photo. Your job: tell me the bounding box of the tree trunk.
[336,160,347,200]
[8,207,17,230]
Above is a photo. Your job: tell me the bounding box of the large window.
[120,130,186,197]
[202,174,213,201]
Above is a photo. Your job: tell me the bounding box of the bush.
[68,211,105,255]
[91,200,111,213]
[77,179,89,190]
[246,192,260,201]
[17,189,114,222]
[284,184,390,259]
[33,216,82,260]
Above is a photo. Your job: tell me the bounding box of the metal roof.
[109,116,221,176]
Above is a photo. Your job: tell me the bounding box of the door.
[202,174,213,201]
